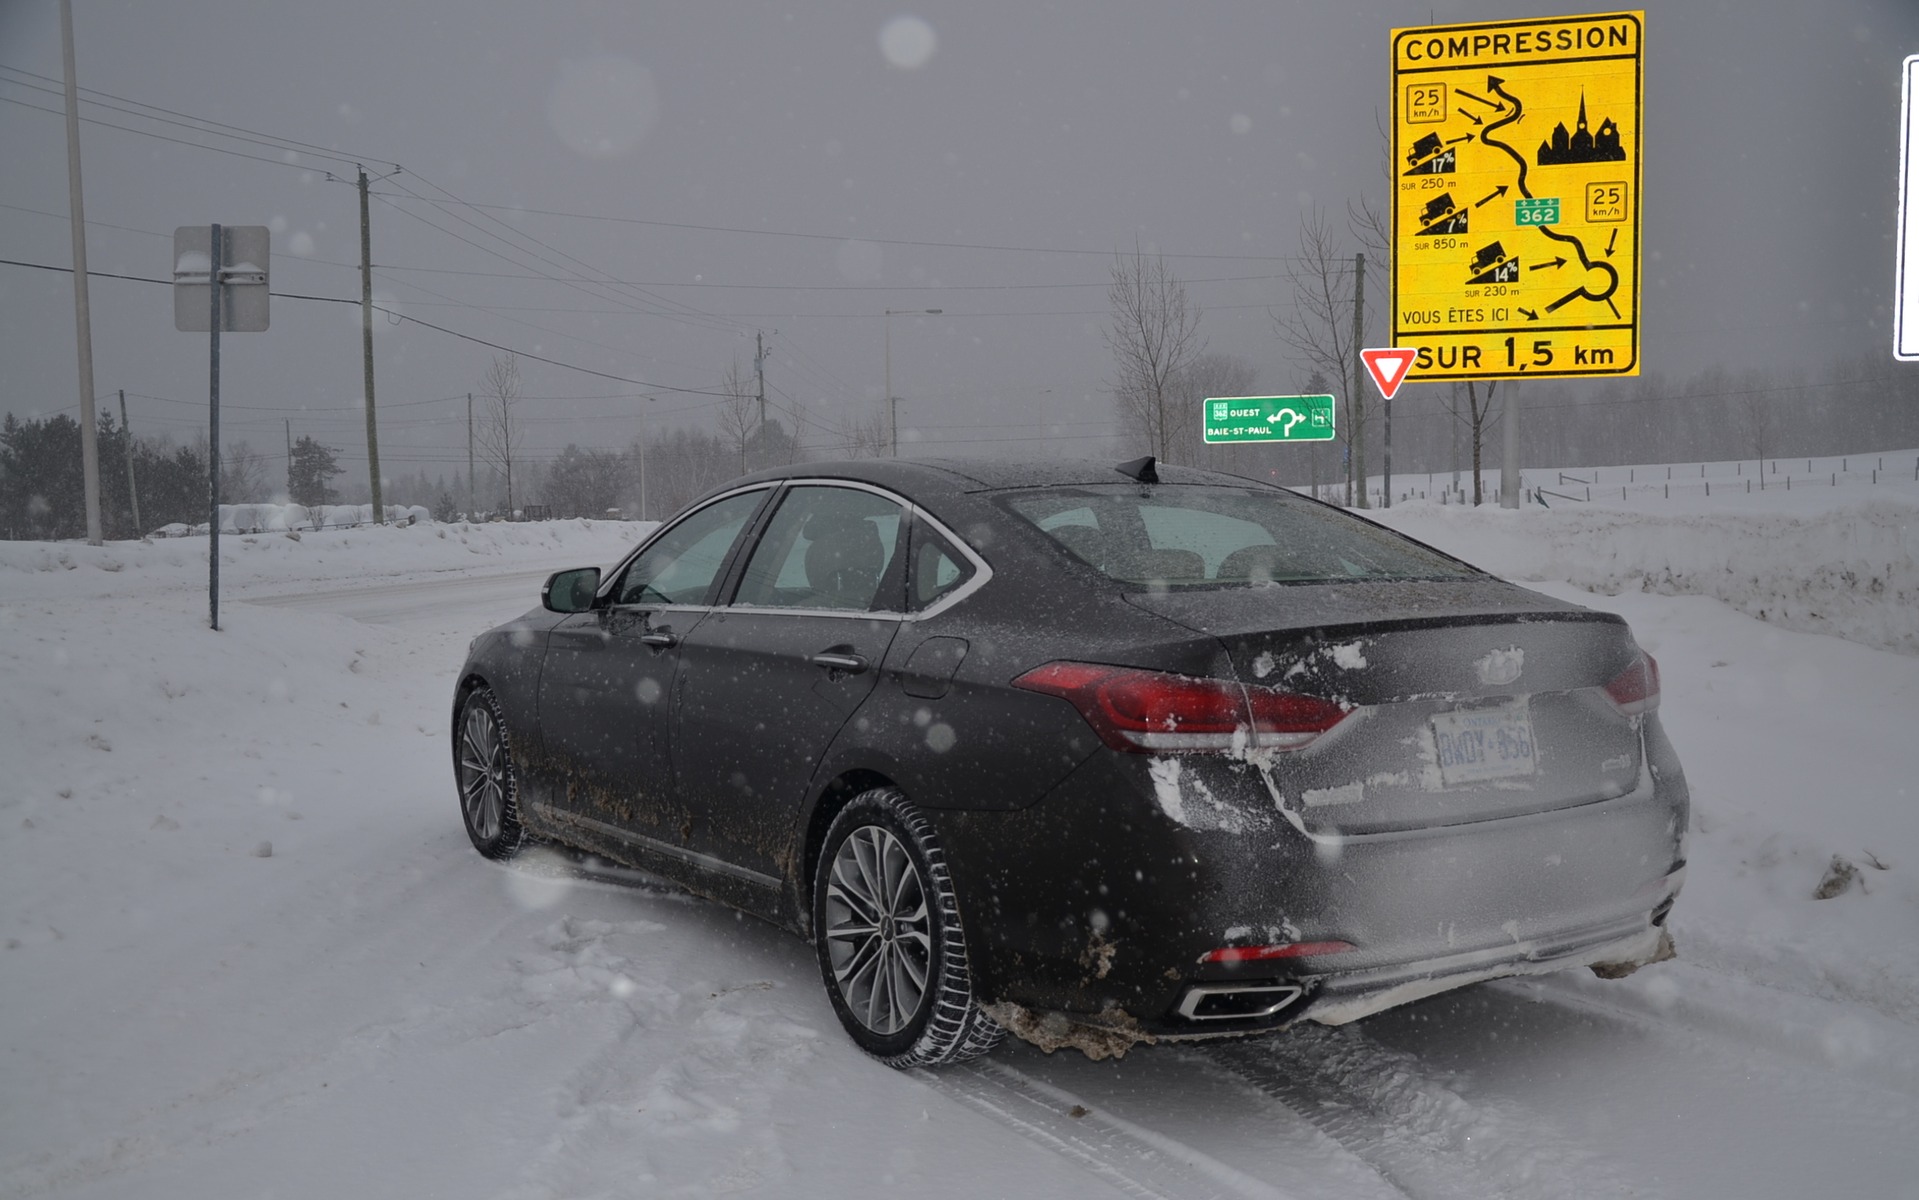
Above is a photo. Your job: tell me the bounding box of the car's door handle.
[807,651,869,675]
[639,630,680,649]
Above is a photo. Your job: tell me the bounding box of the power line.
[0,94,330,174]
[0,256,741,395]
[0,66,1334,270]
[365,190,748,359]
[399,168,746,337]
[362,257,1292,292]
[393,195,1339,265]
[0,62,397,168]
[0,199,367,276]
[0,70,362,170]
[373,255,728,383]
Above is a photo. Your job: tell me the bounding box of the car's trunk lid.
[1127,579,1650,835]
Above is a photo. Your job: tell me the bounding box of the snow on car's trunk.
[1128,578,1650,836]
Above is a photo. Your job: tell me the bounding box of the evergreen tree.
[287,436,343,507]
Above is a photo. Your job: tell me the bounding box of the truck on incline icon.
[1470,241,1508,274]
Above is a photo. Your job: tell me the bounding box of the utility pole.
[635,395,655,522]
[208,223,223,631]
[358,165,384,523]
[1382,327,1393,507]
[884,309,941,457]
[1501,385,1522,508]
[1349,253,1366,508]
[466,392,475,521]
[120,391,140,534]
[60,0,102,545]
[754,331,767,432]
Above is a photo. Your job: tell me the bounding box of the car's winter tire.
[813,787,1004,1067]
[456,685,527,860]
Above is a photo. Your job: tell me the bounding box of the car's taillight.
[1012,661,1348,753]
[1604,651,1661,716]
[1199,940,1356,965]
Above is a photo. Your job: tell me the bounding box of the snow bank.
[0,517,659,604]
[1367,495,1919,656]
[148,502,439,534]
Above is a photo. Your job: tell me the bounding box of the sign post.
[1390,12,1644,382]
[174,225,269,631]
[1360,349,1416,508]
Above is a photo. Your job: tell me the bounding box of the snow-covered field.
[2,476,1916,1199]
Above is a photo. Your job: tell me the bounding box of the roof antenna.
[1115,456,1158,484]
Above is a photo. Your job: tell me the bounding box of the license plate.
[1431,700,1536,786]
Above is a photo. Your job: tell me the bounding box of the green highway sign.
[1202,394,1336,444]
[1514,197,1561,226]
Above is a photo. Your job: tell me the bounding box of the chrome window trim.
[711,478,994,622]
[598,482,778,614]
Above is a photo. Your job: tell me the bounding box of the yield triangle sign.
[1361,347,1417,401]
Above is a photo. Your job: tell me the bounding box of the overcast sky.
[2,0,1913,491]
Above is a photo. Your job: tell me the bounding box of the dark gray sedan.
[452,458,1686,1066]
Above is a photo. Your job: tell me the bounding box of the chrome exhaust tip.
[1176,981,1305,1022]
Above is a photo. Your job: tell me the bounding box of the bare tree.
[1274,207,1368,504]
[1300,368,1332,498]
[716,357,757,477]
[1736,369,1784,476]
[1448,379,1501,505]
[1169,352,1258,470]
[196,435,268,503]
[834,407,892,459]
[640,425,731,516]
[1106,244,1203,463]
[476,353,525,516]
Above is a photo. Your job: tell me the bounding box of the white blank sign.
[173,225,270,333]
[1899,56,1919,360]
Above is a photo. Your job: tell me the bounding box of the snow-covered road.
[3,505,1915,1198]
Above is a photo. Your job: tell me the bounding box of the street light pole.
[636,395,655,522]
[883,308,941,456]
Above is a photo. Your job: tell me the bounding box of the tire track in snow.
[918,1059,1307,1200]
[1198,1025,1651,1200]
[1510,966,1919,1099]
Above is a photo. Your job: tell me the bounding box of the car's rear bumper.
[934,718,1688,1039]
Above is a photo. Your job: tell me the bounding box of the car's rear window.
[1002,485,1477,587]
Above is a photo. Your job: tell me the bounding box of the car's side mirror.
[542,566,602,613]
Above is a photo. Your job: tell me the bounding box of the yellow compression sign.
[1391,12,1643,381]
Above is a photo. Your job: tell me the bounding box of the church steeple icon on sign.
[1537,93,1626,165]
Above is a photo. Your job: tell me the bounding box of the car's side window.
[909,524,976,611]
[732,485,905,612]
[612,489,767,606]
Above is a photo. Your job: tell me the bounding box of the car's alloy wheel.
[457,685,526,859]
[814,788,1003,1067]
